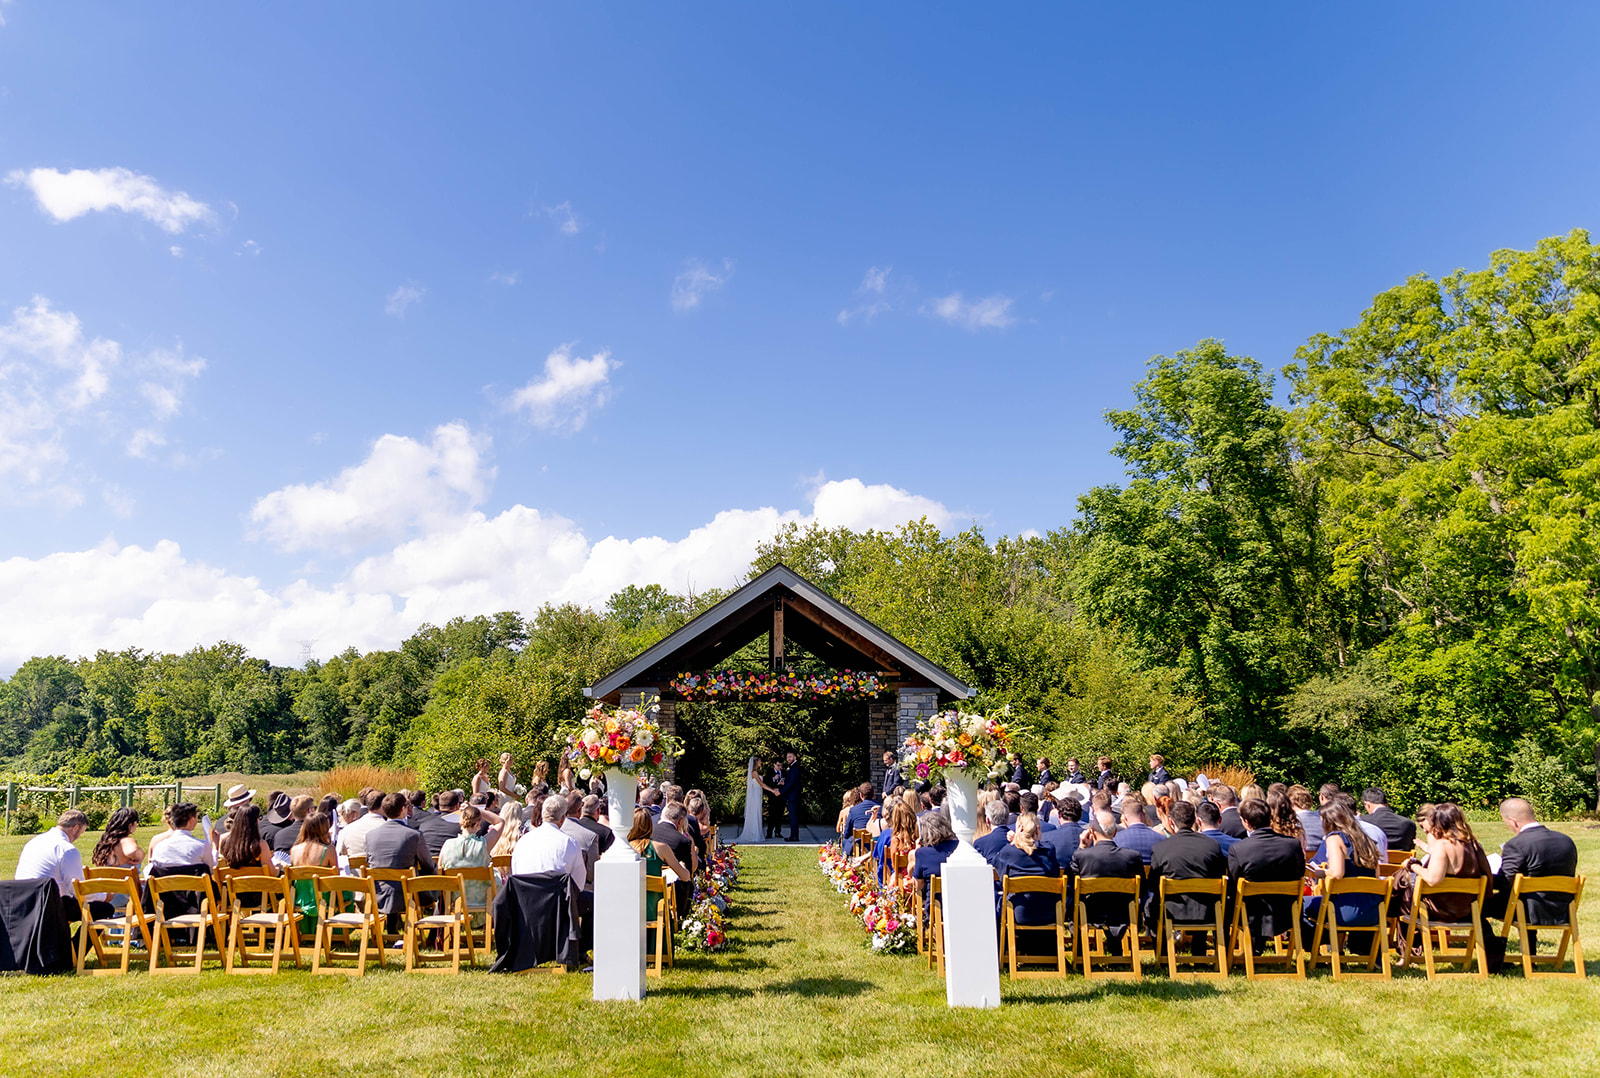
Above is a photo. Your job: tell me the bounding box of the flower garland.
[669,669,889,702]
[899,707,1016,783]
[678,844,742,952]
[560,700,683,779]
[817,842,917,955]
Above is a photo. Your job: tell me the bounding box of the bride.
[738,755,777,844]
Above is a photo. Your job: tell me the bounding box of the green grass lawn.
[1,822,1598,1077]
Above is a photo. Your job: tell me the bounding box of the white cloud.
[249,423,491,553]
[489,270,519,286]
[169,246,183,259]
[0,459,952,671]
[837,265,895,326]
[543,201,581,235]
[0,298,203,498]
[509,345,613,432]
[384,283,425,318]
[924,292,1016,330]
[7,167,213,233]
[671,258,733,312]
[239,240,261,257]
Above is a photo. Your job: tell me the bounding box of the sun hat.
[264,791,293,825]
[224,783,256,808]
[1195,773,1211,791]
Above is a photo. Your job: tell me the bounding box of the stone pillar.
[896,687,940,746]
[620,688,675,783]
[868,698,897,779]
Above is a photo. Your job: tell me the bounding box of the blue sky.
[1,4,1597,669]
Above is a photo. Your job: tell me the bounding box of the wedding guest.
[148,803,216,871]
[1149,801,1226,951]
[911,813,959,906]
[145,806,177,866]
[271,795,315,866]
[1240,782,1264,803]
[655,803,696,913]
[288,810,336,934]
[492,806,525,863]
[843,783,879,855]
[220,805,276,874]
[1360,788,1417,851]
[1266,790,1306,848]
[560,789,601,888]
[573,794,614,855]
[1195,800,1241,854]
[1288,786,1324,853]
[367,792,437,931]
[640,787,665,821]
[1484,797,1579,967]
[995,813,1062,917]
[1301,799,1382,951]
[885,802,918,885]
[974,801,1013,866]
[1112,795,1160,865]
[1150,795,1175,838]
[1041,796,1084,862]
[259,791,292,850]
[837,788,861,844]
[90,807,145,871]
[1226,798,1305,951]
[336,790,386,861]
[16,809,110,924]
[440,805,494,910]
[1212,785,1246,839]
[1070,815,1144,953]
[418,790,463,859]
[1393,803,1489,935]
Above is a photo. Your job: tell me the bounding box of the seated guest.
[654,803,697,914]
[492,806,526,865]
[271,795,314,867]
[1195,800,1240,854]
[843,782,880,856]
[560,790,601,892]
[1041,796,1084,863]
[1288,786,1323,853]
[90,807,145,872]
[1150,801,1226,950]
[288,810,336,932]
[1266,790,1305,850]
[1227,798,1307,951]
[573,794,614,855]
[1211,785,1246,839]
[1113,795,1160,865]
[1150,795,1175,838]
[973,801,1013,866]
[419,790,465,860]
[440,803,496,913]
[1018,790,1051,832]
[640,787,664,820]
[511,795,583,883]
[1301,799,1382,950]
[994,814,1063,946]
[911,813,960,906]
[1002,789,1022,829]
[1393,803,1490,966]
[367,792,438,931]
[259,791,292,850]
[1330,792,1387,859]
[1485,797,1579,968]
[686,792,712,863]
[219,805,276,873]
[627,808,690,954]
[884,802,918,885]
[148,802,217,871]
[1360,788,1417,852]
[836,788,860,843]
[335,790,385,862]
[1070,815,1144,953]
[15,809,108,923]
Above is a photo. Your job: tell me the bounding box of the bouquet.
[899,708,1016,783]
[560,701,683,779]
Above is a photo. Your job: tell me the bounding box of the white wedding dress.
[737,756,765,844]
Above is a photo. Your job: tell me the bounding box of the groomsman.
[879,751,900,800]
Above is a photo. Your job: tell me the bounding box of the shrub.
[1506,738,1590,818]
[10,803,40,834]
[315,765,419,801]
[1195,763,1256,792]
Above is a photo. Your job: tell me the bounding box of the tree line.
[3,231,1597,814]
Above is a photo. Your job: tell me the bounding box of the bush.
[315,765,419,800]
[1507,738,1590,818]
[10,802,40,834]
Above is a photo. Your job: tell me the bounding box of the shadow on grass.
[650,976,875,1000]
[1004,979,1225,1003]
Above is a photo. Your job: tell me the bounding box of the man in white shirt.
[335,793,385,862]
[511,795,586,891]
[15,809,106,922]
[148,803,217,871]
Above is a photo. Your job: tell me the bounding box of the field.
[1,821,1598,1078]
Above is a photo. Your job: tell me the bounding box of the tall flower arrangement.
[560,701,683,780]
[898,708,1015,783]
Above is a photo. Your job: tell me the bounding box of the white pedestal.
[939,842,1001,1008]
[592,848,647,1001]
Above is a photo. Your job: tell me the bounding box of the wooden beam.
[770,600,785,670]
[783,592,903,671]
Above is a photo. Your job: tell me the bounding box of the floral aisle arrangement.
[899,707,1017,783]
[678,843,742,953]
[669,669,888,702]
[817,843,917,955]
[561,701,684,780]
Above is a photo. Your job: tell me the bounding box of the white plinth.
[940,842,1001,1008]
[592,848,647,1001]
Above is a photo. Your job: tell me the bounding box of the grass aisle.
[3,840,1600,1076]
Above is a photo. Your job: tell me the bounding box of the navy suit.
[843,800,879,855]
[1113,822,1161,866]
[973,827,1012,867]
[1040,820,1083,867]
[993,844,1063,927]
[777,761,802,840]
[1199,827,1241,855]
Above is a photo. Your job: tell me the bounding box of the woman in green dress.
[627,808,692,946]
[289,811,337,931]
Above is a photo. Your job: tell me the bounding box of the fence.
[2,780,229,835]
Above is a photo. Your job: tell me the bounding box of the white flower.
[578,768,591,780]
[635,728,654,749]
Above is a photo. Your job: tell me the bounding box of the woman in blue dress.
[1302,799,1383,951]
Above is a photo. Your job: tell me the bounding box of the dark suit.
[973,827,1012,867]
[1094,769,1120,792]
[1199,827,1241,856]
[1150,829,1227,924]
[880,763,900,801]
[1037,767,1054,787]
[654,820,695,913]
[1226,830,1305,946]
[1360,806,1417,851]
[366,817,437,927]
[777,762,802,840]
[573,815,614,856]
[1070,841,1144,953]
[1113,823,1161,866]
[1490,824,1579,924]
[1010,762,1028,787]
[1217,807,1247,840]
[843,800,879,855]
[1063,769,1087,786]
[1040,820,1083,869]
[1149,766,1170,786]
[415,810,459,861]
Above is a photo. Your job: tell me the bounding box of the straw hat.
[224,783,256,808]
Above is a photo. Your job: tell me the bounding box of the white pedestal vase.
[592,766,647,1001]
[939,770,1001,1008]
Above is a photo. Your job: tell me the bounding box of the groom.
[777,751,803,842]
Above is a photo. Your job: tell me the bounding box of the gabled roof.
[586,563,973,703]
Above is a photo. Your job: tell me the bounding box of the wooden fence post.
[70,784,80,809]
[125,782,135,810]
[214,783,223,815]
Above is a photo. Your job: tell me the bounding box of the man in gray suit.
[560,789,601,886]
[365,792,437,931]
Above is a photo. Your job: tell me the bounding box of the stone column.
[868,698,897,779]
[896,687,940,746]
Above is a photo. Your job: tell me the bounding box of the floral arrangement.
[678,843,742,953]
[669,669,888,702]
[561,701,683,779]
[899,708,1015,783]
[818,843,917,955]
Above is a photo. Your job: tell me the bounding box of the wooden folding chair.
[346,855,368,876]
[1000,876,1070,978]
[1400,877,1488,980]
[1156,877,1228,978]
[490,853,512,876]
[1076,876,1142,980]
[1309,877,1390,980]
[1500,874,1585,978]
[72,877,152,975]
[645,875,673,976]
[147,874,226,974]
[401,875,469,973]
[444,865,496,961]
[286,865,340,950]
[224,874,302,974]
[1231,880,1306,980]
[850,829,873,861]
[928,875,945,975]
[312,875,385,975]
